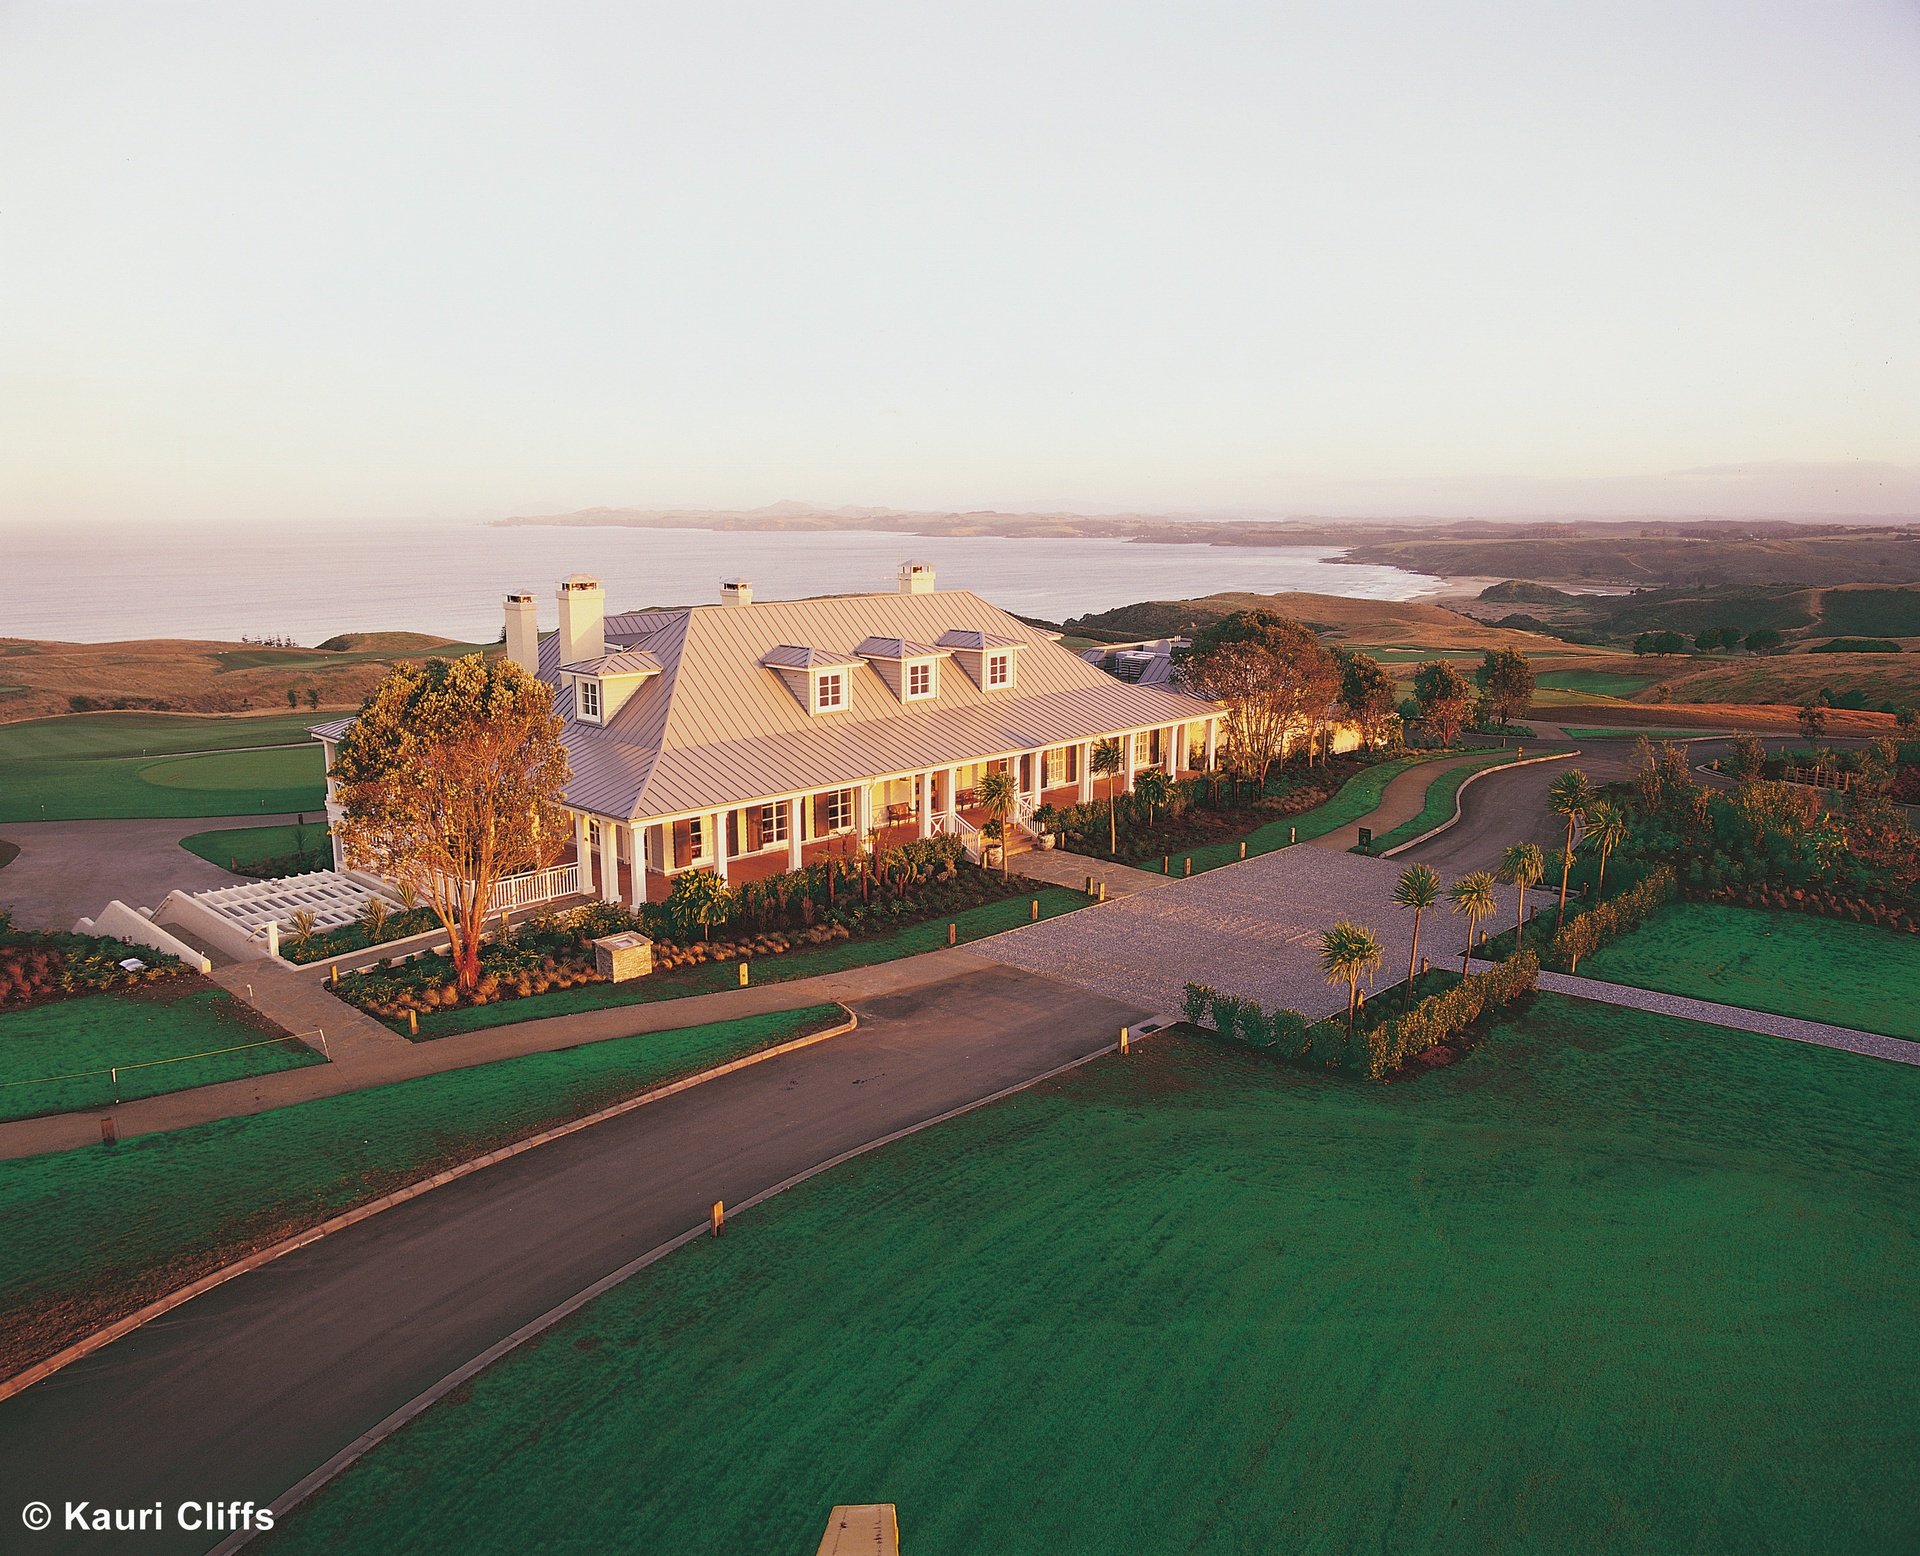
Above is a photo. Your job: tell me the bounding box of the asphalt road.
[0,962,1145,1556]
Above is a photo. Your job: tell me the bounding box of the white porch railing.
[938,810,987,862]
[488,861,584,914]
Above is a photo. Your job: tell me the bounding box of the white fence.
[487,861,584,914]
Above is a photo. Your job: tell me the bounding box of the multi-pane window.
[760,803,788,847]
[816,672,846,711]
[577,679,601,720]
[825,789,853,832]
[1045,746,1070,787]
[686,815,706,861]
[907,661,933,698]
[986,653,1011,688]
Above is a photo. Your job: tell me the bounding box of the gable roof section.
[854,636,949,660]
[759,644,864,670]
[553,589,1215,820]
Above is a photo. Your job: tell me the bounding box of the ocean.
[0,520,1447,644]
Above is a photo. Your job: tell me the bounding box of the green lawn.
[400,888,1089,1039]
[180,820,331,877]
[0,985,323,1122]
[0,1003,841,1377]
[267,994,1920,1556]
[1537,668,1662,698]
[1362,749,1523,853]
[0,712,327,821]
[1561,726,1724,740]
[1580,902,1920,1039]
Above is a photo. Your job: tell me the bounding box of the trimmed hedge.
[1551,865,1677,973]
[1348,952,1539,1080]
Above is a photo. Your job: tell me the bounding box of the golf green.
[268,994,1920,1556]
[1580,901,1920,1039]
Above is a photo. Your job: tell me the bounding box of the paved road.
[0,816,300,931]
[0,962,1144,1556]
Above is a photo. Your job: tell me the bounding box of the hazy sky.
[3,0,1918,531]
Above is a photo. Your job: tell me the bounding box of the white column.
[1078,742,1093,803]
[946,766,959,824]
[574,813,593,895]
[1204,719,1218,772]
[855,783,872,839]
[711,810,728,882]
[1122,733,1137,793]
[788,796,804,871]
[917,772,933,839]
[1028,750,1044,805]
[598,821,619,904]
[1165,725,1182,775]
[628,822,647,911]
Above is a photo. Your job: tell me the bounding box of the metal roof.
[854,635,950,660]
[758,644,866,670]
[560,649,664,676]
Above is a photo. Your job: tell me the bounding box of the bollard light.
[1184,857,1192,876]
[1030,898,1039,920]
[408,1009,419,1036]
[947,922,957,946]
[738,960,750,987]
[1118,1026,1130,1054]
[711,1200,725,1237]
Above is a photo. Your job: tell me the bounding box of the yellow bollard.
[947,922,957,946]
[738,960,750,987]
[1163,854,1170,873]
[408,1009,419,1037]
[711,1200,725,1237]
[330,965,339,986]
[1097,881,1107,902]
[1030,898,1039,921]
[1184,857,1192,876]
[1240,840,1248,859]
[1118,1025,1130,1054]
[1086,874,1095,896]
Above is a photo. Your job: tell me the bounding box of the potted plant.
[1033,804,1059,850]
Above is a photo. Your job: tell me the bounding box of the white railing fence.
[488,861,584,914]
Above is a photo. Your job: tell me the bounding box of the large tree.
[330,655,572,994]
[1475,648,1535,725]
[1178,610,1341,778]
[1412,660,1474,746]
[1337,649,1398,751]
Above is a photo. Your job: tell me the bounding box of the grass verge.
[266,994,1920,1556]
[1360,749,1525,853]
[179,821,332,878]
[0,1003,843,1379]
[0,984,321,1122]
[393,886,1088,1040]
[1579,901,1920,1040]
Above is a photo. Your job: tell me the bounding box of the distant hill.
[315,631,461,653]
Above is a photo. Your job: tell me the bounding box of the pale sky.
[2,0,1918,531]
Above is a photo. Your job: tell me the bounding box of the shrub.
[1181,981,1215,1025]
[1551,866,1677,973]
[1236,1003,1272,1049]
[1206,991,1244,1039]
[1359,952,1539,1078]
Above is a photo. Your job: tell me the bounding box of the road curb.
[211,1024,1148,1552]
[0,1005,858,1405]
[1379,748,1580,858]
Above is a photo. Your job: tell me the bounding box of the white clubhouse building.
[315,564,1220,907]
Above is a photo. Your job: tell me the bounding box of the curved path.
[0,961,1144,1556]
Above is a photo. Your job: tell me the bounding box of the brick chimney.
[556,574,605,665]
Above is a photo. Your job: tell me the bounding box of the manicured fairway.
[1580,901,1920,1039]
[1561,726,1723,740]
[1537,668,1662,698]
[0,985,321,1122]
[399,887,1089,1039]
[0,713,325,821]
[268,994,1920,1556]
[0,1004,841,1377]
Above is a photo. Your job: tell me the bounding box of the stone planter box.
[593,931,655,982]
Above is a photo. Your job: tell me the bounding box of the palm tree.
[1090,739,1124,852]
[976,767,1018,882]
[1448,870,1498,975]
[1391,863,1441,1008]
[1320,919,1383,1034]
[1547,770,1594,928]
[1498,842,1545,939]
[1581,800,1629,899]
[1134,767,1172,829]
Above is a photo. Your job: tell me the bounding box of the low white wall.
[75,900,214,975]
[152,890,269,965]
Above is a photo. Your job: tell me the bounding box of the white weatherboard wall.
[73,901,214,974]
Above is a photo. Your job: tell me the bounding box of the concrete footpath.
[0,963,1147,1556]
[0,943,1018,1158]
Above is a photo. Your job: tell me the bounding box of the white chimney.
[504,592,540,676]
[721,578,754,608]
[556,574,605,665]
[899,561,936,594]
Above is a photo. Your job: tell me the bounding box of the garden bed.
[180,819,334,880]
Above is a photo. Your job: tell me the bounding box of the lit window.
[907,661,933,698]
[1045,747,1069,787]
[686,815,705,861]
[577,679,601,720]
[986,653,1011,688]
[826,789,853,831]
[760,803,788,847]
[816,672,846,711]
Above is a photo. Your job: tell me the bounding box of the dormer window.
[986,652,1012,689]
[906,661,934,699]
[815,671,847,712]
[577,678,602,722]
